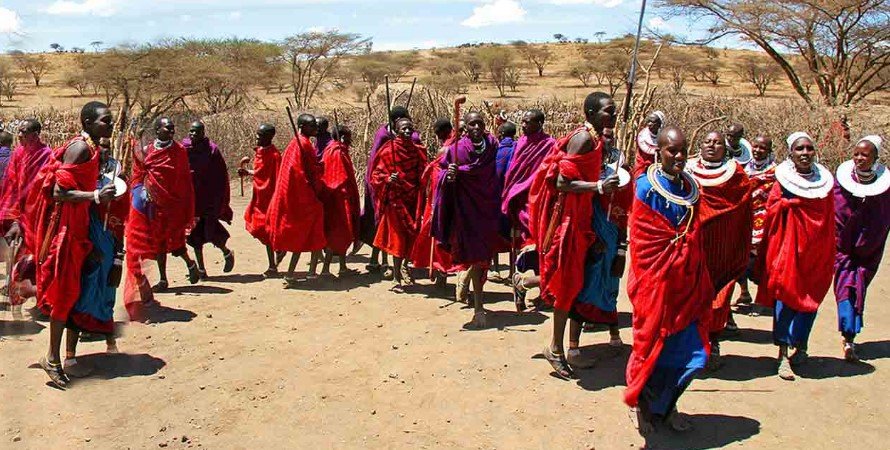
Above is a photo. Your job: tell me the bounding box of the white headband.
[787,132,813,151]
[652,111,666,124]
[858,135,883,155]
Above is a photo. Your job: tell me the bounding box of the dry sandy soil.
[2,193,889,449]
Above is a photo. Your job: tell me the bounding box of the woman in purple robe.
[834,135,890,361]
[432,111,500,328]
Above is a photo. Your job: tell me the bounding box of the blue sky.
[0,0,710,53]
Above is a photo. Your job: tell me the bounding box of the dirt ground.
[2,193,889,449]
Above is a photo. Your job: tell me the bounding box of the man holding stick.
[267,113,326,284]
[241,124,282,276]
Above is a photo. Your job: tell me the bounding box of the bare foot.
[667,411,693,432]
[778,357,795,381]
[471,311,487,329]
[630,408,655,436]
[566,348,596,369]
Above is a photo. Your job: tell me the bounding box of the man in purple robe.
[0,131,12,187]
[359,106,421,274]
[432,111,500,328]
[183,121,235,279]
[834,135,890,361]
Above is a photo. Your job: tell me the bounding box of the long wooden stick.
[405,77,417,110]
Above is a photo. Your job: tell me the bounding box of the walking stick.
[332,109,340,142]
[619,0,648,165]
[285,104,299,138]
[239,157,250,196]
[384,75,393,133]
[405,77,417,111]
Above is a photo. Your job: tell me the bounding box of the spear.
[384,75,393,134]
[621,0,648,126]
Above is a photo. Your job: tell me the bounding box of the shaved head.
[657,126,688,176]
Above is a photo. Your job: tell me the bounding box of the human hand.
[446,164,457,182]
[98,184,117,203]
[601,174,620,194]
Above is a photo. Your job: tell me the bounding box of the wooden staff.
[332,109,340,142]
[285,103,299,138]
[239,157,250,196]
[404,77,417,111]
[384,75,393,133]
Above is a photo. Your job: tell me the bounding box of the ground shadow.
[574,343,631,391]
[0,319,45,337]
[856,340,890,361]
[73,352,166,380]
[145,305,197,324]
[794,356,875,379]
[581,312,633,332]
[723,327,774,345]
[283,273,375,292]
[461,310,547,331]
[642,414,760,450]
[699,355,777,382]
[207,274,265,284]
[165,285,233,295]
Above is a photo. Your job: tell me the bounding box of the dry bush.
[3,93,886,193]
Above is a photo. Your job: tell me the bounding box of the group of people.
[1,93,887,437]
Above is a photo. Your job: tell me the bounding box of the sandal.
[263,268,279,278]
[223,250,235,273]
[339,268,359,277]
[543,346,575,380]
[382,265,394,280]
[39,356,70,389]
[186,262,200,284]
[735,292,753,305]
[365,262,381,273]
[283,276,300,288]
[512,272,527,312]
[843,341,859,362]
[197,269,209,281]
[151,280,169,293]
[566,348,595,369]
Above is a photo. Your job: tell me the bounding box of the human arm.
[53,140,115,203]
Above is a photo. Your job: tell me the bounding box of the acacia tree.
[518,45,554,77]
[280,31,370,109]
[741,56,781,96]
[0,59,17,105]
[476,46,514,97]
[10,52,50,87]
[179,38,281,114]
[658,0,889,105]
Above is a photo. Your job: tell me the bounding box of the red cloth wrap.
[624,198,713,407]
[267,135,326,252]
[411,153,455,273]
[126,141,195,258]
[528,128,601,311]
[755,183,835,312]
[244,145,281,245]
[370,137,428,258]
[30,138,99,322]
[694,164,753,333]
[321,141,361,255]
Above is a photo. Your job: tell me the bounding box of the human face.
[156,119,175,141]
[646,115,661,135]
[659,138,688,176]
[790,137,816,173]
[17,123,39,146]
[726,126,743,148]
[340,130,353,146]
[700,132,726,163]
[592,99,617,132]
[521,112,542,136]
[256,128,273,147]
[852,141,877,172]
[752,137,772,161]
[465,114,485,143]
[91,108,114,140]
[396,119,414,139]
[188,123,206,141]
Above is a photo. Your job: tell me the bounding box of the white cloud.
[0,7,23,34]
[228,11,242,20]
[44,0,119,17]
[547,0,623,6]
[648,17,670,30]
[179,14,192,22]
[461,0,526,28]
